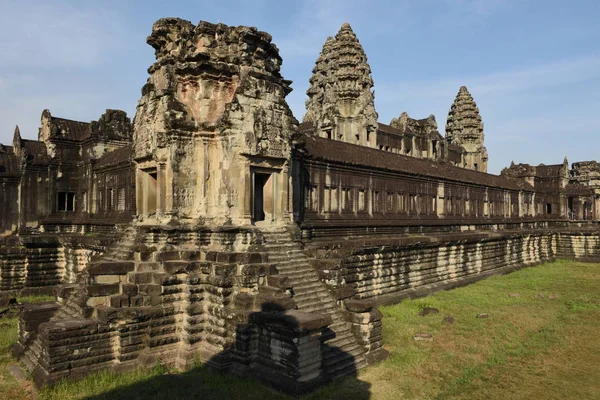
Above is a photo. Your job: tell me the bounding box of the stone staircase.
[261,228,367,381]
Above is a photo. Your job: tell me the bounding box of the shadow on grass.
[78,303,371,400]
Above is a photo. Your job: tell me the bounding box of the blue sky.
[1,0,599,173]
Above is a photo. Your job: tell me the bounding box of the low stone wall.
[0,235,108,294]
[310,229,600,305]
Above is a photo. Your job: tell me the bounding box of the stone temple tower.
[133,19,297,226]
[303,23,378,147]
[445,86,488,172]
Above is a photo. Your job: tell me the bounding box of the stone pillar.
[518,191,524,217]
[157,163,167,214]
[344,299,389,364]
[437,183,445,217]
[231,310,332,395]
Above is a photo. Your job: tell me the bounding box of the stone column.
[157,163,167,214]
[437,183,445,217]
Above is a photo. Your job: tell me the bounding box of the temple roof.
[502,162,567,179]
[565,184,594,196]
[0,145,19,176]
[298,134,532,191]
[21,139,50,165]
[95,145,132,169]
[41,109,132,143]
[388,112,442,138]
[534,164,565,178]
[50,116,92,141]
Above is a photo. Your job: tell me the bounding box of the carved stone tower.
[133,19,297,226]
[303,23,378,147]
[445,86,488,172]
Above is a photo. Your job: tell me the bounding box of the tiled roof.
[51,117,91,141]
[299,134,533,191]
[534,164,564,178]
[564,184,594,196]
[95,145,132,169]
[0,146,19,176]
[21,140,50,165]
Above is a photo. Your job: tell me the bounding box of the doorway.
[140,169,158,216]
[253,172,273,223]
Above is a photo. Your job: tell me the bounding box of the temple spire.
[446,86,488,172]
[304,22,378,147]
[12,125,22,157]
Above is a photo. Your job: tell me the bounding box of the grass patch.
[1,261,600,399]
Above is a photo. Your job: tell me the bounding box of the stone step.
[86,284,120,297]
[324,355,367,381]
[326,333,361,350]
[291,281,324,291]
[262,232,367,380]
[271,263,308,270]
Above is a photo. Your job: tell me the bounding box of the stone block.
[87,284,120,297]
[137,284,162,297]
[163,261,189,275]
[344,299,374,313]
[120,283,138,297]
[88,261,135,276]
[216,252,237,263]
[331,285,356,300]
[157,251,181,261]
[251,310,332,334]
[110,295,128,308]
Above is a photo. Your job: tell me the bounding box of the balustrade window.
[373,191,382,213]
[341,188,353,212]
[117,187,126,211]
[386,192,394,213]
[358,190,366,211]
[397,193,406,213]
[57,192,75,212]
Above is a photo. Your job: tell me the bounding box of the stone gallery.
[1,17,600,394]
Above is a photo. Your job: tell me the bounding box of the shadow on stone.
[78,303,371,400]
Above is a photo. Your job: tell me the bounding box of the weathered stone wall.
[0,236,107,293]
[294,135,543,226]
[0,179,19,235]
[310,230,600,305]
[12,226,311,390]
[133,18,296,225]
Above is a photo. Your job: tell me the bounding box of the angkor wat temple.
[2,18,600,394]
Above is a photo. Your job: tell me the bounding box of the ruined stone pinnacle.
[446,86,483,143]
[445,85,488,172]
[303,22,377,145]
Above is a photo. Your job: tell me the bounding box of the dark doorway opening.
[141,169,158,215]
[568,197,574,219]
[253,173,271,222]
[546,203,552,214]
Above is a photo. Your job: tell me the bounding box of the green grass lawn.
[1,260,600,399]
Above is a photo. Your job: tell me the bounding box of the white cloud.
[377,53,600,104]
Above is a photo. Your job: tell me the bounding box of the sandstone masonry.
[2,17,600,395]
